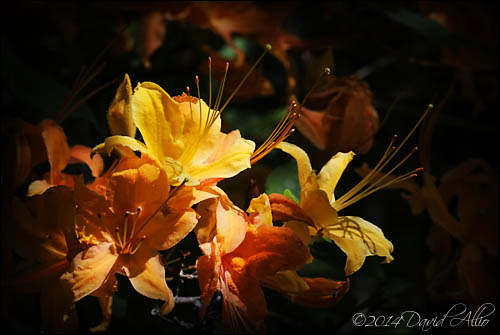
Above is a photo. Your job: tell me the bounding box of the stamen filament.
[115,227,123,248]
[130,237,145,255]
[218,44,272,114]
[334,105,433,210]
[129,207,141,241]
[123,214,129,245]
[196,75,203,135]
[335,169,421,211]
[250,102,298,164]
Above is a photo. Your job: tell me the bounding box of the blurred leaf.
[218,36,252,61]
[265,160,300,198]
[384,8,454,47]
[223,107,286,142]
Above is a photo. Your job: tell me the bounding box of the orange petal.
[214,192,248,254]
[69,144,104,178]
[127,254,175,315]
[40,279,78,333]
[228,224,311,279]
[220,267,267,333]
[292,277,349,308]
[39,119,70,182]
[61,242,118,301]
[196,242,221,308]
[268,193,312,225]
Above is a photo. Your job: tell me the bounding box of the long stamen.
[208,57,212,112]
[123,213,129,245]
[251,67,332,165]
[334,104,433,211]
[218,44,272,114]
[130,236,146,255]
[196,76,203,135]
[129,207,141,241]
[115,227,123,248]
[250,102,298,164]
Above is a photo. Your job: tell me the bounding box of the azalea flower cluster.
[3,52,427,333]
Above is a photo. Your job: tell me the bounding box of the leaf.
[384,7,454,47]
[283,189,299,204]
[265,160,301,199]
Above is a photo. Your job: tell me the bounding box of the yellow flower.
[95,73,255,186]
[270,105,433,276]
[272,142,394,276]
[60,155,209,315]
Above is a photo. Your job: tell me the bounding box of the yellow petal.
[131,82,184,163]
[326,216,394,276]
[127,254,175,315]
[276,141,312,190]
[61,242,118,301]
[247,193,273,227]
[187,130,254,183]
[284,220,314,247]
[317,151,355,203]
[301,189,339,230]
[107,74,136,137]
[93,135,150,159]
[176,97,221,167]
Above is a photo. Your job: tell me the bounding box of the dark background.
[2,2,498,334]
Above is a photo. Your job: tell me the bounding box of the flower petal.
[291,277,349,308]
[326,216,394,276]
[317,151,355,203]
[39,119,70,182]
[276,141,312,190]
[247,193,273,227]
[260,270,310,295]
[196,241,221,309]
[228,224,311,279]
[92,135,150,159]
[142,209,199,251]
[61,242,118,301]
[107,74,136,137]
[127,254,175,315]
[187,130,254,183]
[132,82,184,163]
[220,268,267,334]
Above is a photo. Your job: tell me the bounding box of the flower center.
[178,45,273,167]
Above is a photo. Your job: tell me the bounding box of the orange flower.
[4,186,80,333]
[195,190,340,333]
[60,154,210,315]
[15,119,104,196]
[294,75,379,155]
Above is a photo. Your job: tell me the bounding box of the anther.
[324,67,331,75]
[410,146,419,154]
